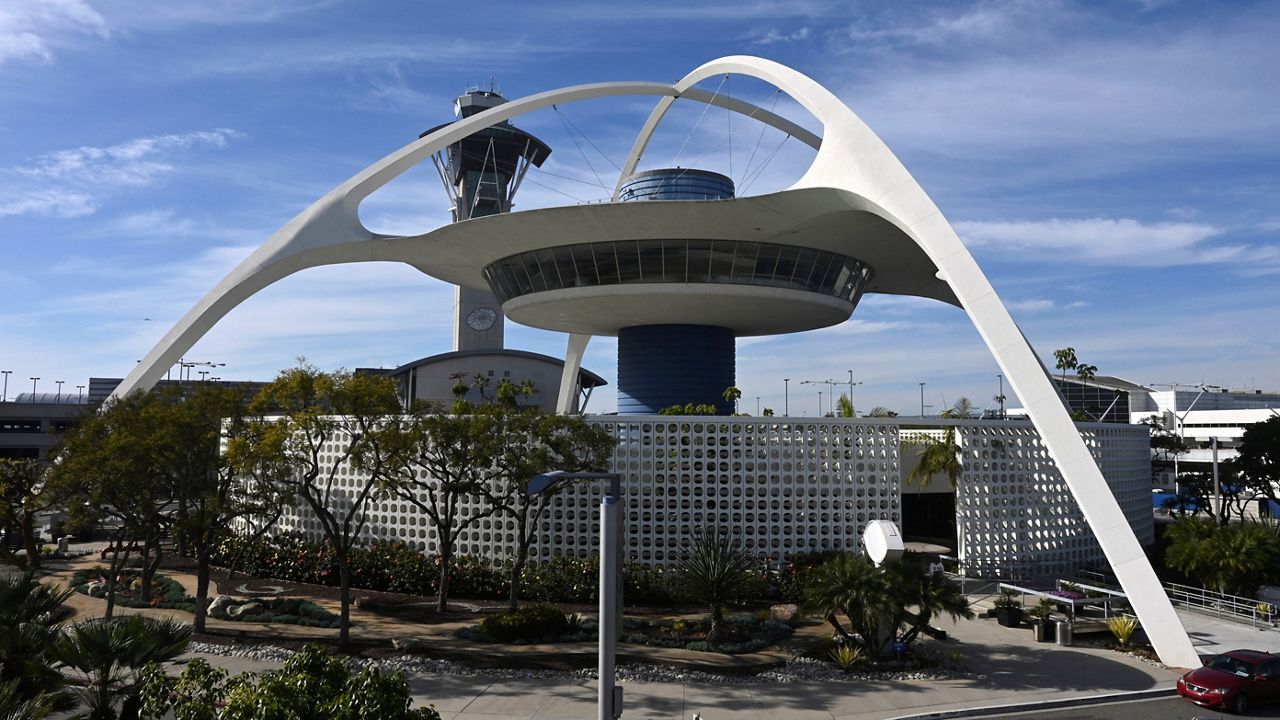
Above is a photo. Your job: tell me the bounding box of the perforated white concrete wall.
[949,420,1152,578]
[263,417,1150,576]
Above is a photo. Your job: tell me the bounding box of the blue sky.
[1,0,1277,415]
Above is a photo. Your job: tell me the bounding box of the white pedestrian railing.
[1165,581,1277,630]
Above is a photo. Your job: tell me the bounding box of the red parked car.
[1177,649,1280,713]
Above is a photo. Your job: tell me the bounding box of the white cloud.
[0,129,240,219]
[953,217,1263,267]
[1003,297,1089,313]
[752,26,811,45]
[0,0,109,64]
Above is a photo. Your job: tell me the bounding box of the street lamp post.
[996,374,1006,420]
[919,382,926,418]
[76,385,85,403]
[29,377,39,403]
[818,391,823,417]
[755,396,760,415]
[1,370,10,402]
[783,378,789,416]
[55,380,64,402]
[528,471,624,720]
[1172,383,1222,508]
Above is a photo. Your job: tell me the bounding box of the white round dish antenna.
[863,520,904,566]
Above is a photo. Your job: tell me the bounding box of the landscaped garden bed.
[70,566,195,611]
[69,566,342,627]
[454,605,794,654]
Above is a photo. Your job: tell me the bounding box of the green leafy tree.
[50,392,177,616]
[232,363,402,644]
[157,384,283,632]
[867,407,898,418]
[905,428,963,490]
[479,409,615,610]
[0,571,76,716]
[1165,517,1280,594]
[0,459,59,569]
[53,615,191,720]
[1235,416,1280,518]
[375,402,503,613]
[674,527,758,644]
[140,644,440,720]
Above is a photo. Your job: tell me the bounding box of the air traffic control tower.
[425,88,551,353]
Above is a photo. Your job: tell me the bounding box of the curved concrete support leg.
[557,333,592,415]
[662,55,1199,668]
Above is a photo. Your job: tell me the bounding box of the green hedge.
[212,532,783,607]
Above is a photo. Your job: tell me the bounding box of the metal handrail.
[1164,581,1277,630]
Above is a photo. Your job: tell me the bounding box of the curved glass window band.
[483,239,873,305]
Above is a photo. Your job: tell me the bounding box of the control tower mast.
[426,87,551,352]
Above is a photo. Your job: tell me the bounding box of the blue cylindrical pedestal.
[617,325,735,414]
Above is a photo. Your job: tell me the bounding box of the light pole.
[29,377,39,403]
[1,370,10,402]
[55,380,64,402]
[1172,383,1221,507]
[846,370,863,418]
[783,378,790,416]
[528,470,624,720]
[996,374,1006,420]
[755,396,760,415]
[818,391,823,417]
[919,382,926,418]
[76,385,85,403]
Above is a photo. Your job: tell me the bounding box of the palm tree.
[674,527,757,643]
[0,572,76,715]
[905,427,964,490]
[1053,347,1078,383]
[884,561,973,646]
[867,407,898,418]
[53,615,191,720]
[835,394,854,417]
[802,554,897,657]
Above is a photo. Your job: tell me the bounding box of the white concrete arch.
[623,55,1197,667]
[108,82,816,402]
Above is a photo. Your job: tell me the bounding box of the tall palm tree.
[674,527,757,643]
[53,615,191,720]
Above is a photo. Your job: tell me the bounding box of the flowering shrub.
[1049,590,1086,601]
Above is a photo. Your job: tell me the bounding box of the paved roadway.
[984,696,1280,719]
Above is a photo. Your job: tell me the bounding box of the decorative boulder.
[770,604,799,623]
[227,601,263,618]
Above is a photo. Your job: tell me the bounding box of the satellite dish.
[863,520,904,566]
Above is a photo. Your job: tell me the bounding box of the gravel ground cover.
[188,641,983,685]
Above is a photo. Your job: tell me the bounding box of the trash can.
[1055,620,1073,646]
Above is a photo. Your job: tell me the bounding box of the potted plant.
[1029,598,1055,642]
[994,589,1023,628]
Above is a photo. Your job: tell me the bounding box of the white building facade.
[268,416,1151,579]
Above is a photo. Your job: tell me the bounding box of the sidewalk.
[37,553,1188,720]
